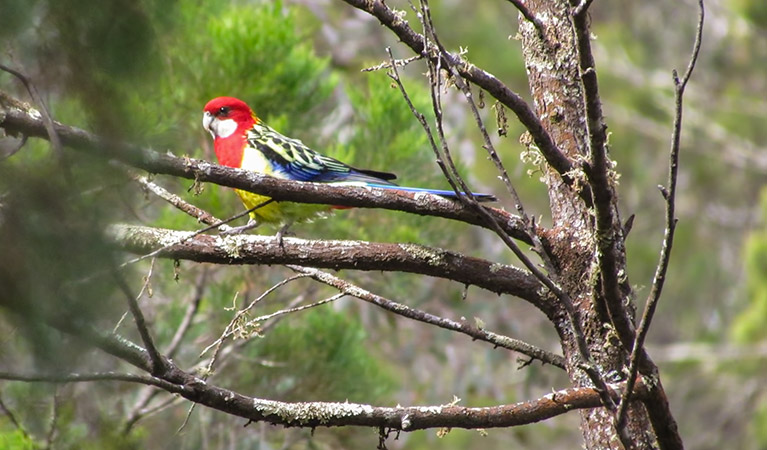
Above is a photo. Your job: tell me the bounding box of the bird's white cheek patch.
[213,119,237,138]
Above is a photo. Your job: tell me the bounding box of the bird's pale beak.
[202,111,214,137]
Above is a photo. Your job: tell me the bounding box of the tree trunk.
[519,1,656,448]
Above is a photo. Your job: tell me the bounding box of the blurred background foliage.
[0,0,765,448]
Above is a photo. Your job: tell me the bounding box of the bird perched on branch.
[202,96,495,234]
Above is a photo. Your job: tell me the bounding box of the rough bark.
[518,2,655,448]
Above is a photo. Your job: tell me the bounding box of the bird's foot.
[275,223,294,250]
[219,219,259,235]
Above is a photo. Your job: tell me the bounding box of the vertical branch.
[617,0,705,434]
[570,0,636,349]
[44,387,60,450]
[166,268,209,358]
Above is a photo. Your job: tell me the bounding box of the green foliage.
[0,0,40,40]
[159,0,336,136]
[753,399,767,449]
[731,188,767,343]
[238,307,396,403]
[0,429,36,450]
[733,0,767,29]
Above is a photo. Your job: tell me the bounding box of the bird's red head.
[202,97,259,167]
[202,97,258,138]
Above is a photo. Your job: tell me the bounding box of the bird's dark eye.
[218,106,230,116]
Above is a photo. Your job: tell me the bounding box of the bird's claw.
[219,219,259,235]
[275,223,294,250]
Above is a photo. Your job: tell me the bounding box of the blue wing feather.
[248,123,495,202]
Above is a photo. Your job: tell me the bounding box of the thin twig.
[44,387,59,450]
[0,134,27,160]
[199,274,312,358]
[135,174,222,226]
[248,293,345,324]
[339,0,591,204]
[113,257,156,334]
[135,178,561,366]
[288,265,566,368]
[166,267,209,358]
[123,268,207,432]
[616,0,705,431]
[177,273,310,435]
[424,20,527,218]
[119,198,273,268]
[0,371,185,392]
[361,55,422,72]
[112,268,167,375]
[123,395,181,433]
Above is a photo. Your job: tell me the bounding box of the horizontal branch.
[39,304,646,432]
[110,224,549,311]
[0,371,184,392]
[0,91,532,244]
[172,381,645,431]
[0,367,646,431]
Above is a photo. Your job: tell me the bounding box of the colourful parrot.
[202,96,495,233]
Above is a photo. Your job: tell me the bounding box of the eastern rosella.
[202,96,495,233]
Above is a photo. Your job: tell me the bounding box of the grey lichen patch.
[107,224,193,251]
[413,405,444,415]
[489,263,506,274]
[398,243,445,266]
[0,92,42,120]
[519,132,545,180]
[254,399,374,426]
[217,235,247,259]
[157,229,195,248]
[563,165,587,195]
[390,8,407,27]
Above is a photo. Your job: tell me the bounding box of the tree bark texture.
[518,1,654,448]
